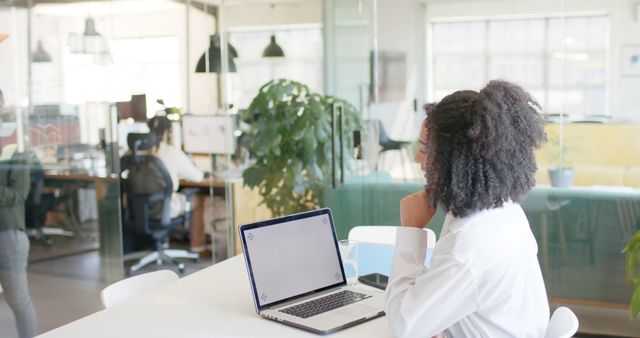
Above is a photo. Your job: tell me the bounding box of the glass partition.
[1,0,124,334]
[1,0,237,335]
[218,0,326,255]
[322,0,640,335]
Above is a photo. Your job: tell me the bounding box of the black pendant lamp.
[84,16,100,36]
[32,40,52,62]
[262,34,284,58]
[195,34,238,73]
[262,4,284,58]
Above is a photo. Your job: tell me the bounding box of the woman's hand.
[400,189,436,228]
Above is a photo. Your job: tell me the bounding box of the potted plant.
[546,131,575,188]
[623,226,640,319]
[240,79,361,216]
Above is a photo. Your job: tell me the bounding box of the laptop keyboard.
[280,290,371,319]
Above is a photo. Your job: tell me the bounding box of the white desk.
[36,255,393,338]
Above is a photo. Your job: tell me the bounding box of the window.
[64,36,180,115]
[431,16,608,118]
[228,25,323,109]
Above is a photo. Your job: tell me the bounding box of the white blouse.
[155,142,204,217]
[385,202,549,338]
[155,141,204,192]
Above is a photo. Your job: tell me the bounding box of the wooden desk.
[35,255,393,338]
[179,178,226,189]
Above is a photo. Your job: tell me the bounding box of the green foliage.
[623,228,640,320]
[241,79,361,216]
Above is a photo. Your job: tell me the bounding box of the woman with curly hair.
[385,80,549,337]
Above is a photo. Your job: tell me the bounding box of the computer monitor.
[181,115,236,155]
[131,94,147,122]
[116,101,133,120]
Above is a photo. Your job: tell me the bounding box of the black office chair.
[120,133,198,275]
[376,120,414,181]
[25,160,74,246]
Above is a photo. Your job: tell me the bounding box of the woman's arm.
[385,228,479,337]
[400,190,436,228]
[173,147,204,182]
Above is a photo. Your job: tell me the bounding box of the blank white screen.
[182,115,236,154]
[244,214,344,307]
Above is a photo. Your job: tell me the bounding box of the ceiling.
[12,0,318,5]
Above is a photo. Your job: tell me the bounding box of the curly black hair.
[147,115,173,144]
[424,80,546,217]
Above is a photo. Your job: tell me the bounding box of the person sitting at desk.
[0,93,38,338]
[386,80,549,337]
[147,115,207,253]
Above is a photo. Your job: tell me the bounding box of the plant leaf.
[242,78,361,216]
[242,167,262,188]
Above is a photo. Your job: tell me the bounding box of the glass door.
[1,0,123,335]
[323,0,381,239]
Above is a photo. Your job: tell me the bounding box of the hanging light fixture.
[195,34,238,73]
[82,16,110,57]
[68,16,111,62]
[263,34,284,58]
[262,4,285,58]
[32,40,52,63]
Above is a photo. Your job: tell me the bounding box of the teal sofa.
[322,181,639,307]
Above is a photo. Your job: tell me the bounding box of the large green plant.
[241,79,361,216]
[623,226,640,319]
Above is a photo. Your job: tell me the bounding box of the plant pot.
[548,168,574,188]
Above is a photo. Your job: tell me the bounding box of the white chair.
[348,225,436,249]
[544,306,579,338]
[100,270,179,309]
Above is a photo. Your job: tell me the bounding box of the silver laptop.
[239,208,385,335]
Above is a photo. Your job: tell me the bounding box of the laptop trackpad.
[335,304,377,317]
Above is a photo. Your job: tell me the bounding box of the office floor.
[0,248,214,338]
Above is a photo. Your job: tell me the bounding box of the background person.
[0,88,38,338]
[147,115,207,253]
[385,80,549,337]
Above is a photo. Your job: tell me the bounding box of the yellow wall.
[535,124,640,186]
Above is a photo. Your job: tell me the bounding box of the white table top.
[37,255,393,338]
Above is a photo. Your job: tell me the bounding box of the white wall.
[372,0,426,141]
[223,1,322,28]
[0,7,29,109]
[424,0,640,122]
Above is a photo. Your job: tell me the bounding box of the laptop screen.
[240,209,345,311]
